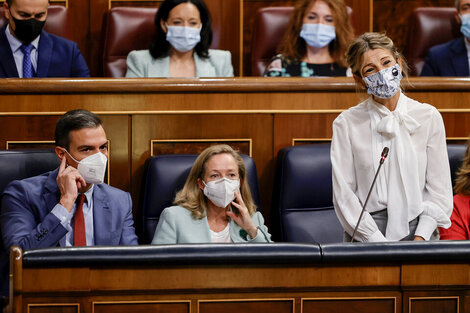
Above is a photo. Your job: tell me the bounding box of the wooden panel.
[373,0,454,53]
[273,113,339,156]
[89,0,109,76]
[206,0,240,76]
[6,142,55,150]
[199,299,294,313]
[131,113,273,227]
[93,301,190,313]
[27,304,79,313]
[111,1,162,8]
[401,264,470,287]
[151,139,251,156]
[302,297,396,313]
[409,297,458,313]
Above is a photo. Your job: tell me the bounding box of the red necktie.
[74,194,86,246]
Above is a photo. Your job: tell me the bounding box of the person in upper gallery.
[152,144,272,244]
[264,0,354,77]
[0,0,90,78]
[125,0,233,78]
[439,139,470,240]
[331,32,453,242]
[420,0,470,76]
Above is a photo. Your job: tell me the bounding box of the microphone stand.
[350,147,389,242]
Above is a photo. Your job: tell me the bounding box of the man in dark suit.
[0,109,138,297]
[0,0,89,77]
[421,0,470,76]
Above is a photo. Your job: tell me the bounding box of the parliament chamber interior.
[0,0,470,313]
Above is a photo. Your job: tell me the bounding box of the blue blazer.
[152,205,272,244]
[0,24,90,78]
[420,37,470,76]
[0,168,138,296]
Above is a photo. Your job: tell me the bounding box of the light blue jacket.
[152,205,272,244]
[125,49,234,78]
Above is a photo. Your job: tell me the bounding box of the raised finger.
[59,155,66,172]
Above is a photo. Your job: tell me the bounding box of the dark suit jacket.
[420,37,470,76]
[0,168,138,296]
[0,24,90,78]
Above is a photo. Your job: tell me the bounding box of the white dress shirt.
[4,24,40,78]
[331,92,453,242]
[52,185,95,246]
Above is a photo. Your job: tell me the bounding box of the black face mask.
[10,13,45,44]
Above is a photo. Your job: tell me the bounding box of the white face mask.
[165,23,202,53]
[203,177,240,208]
[65,150,108,185]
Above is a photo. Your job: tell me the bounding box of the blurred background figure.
[421,0,470,76]
[125,0,233,78]
[264,0,354,77]
[440,138,470,240]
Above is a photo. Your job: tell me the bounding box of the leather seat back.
[140,154,261,244]
[273,144,343,243]
[406,7,460,76]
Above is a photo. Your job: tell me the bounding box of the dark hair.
[55,109,103,149]
[149,0,212,59]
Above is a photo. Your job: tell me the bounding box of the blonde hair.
[346,32,409,79]
[454,139,470,195]
[174,144,257,219]
[279,0,354,67]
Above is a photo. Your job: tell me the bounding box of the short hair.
[346,32,409,79]
[456,0,460,10]
[278,0,355,68]
[454,138,470,194]
[174,144,257,219]
[149,0,212,60]
[55,109,103,149]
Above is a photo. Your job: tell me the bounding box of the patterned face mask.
[363,63,403,99]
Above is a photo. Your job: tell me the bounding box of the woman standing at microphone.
[331,32,453,242]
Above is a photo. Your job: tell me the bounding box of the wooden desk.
[7,243,470,313]
[1,77,470,230]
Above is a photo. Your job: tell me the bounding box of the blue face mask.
[299,23,336,48]
[460,14,470,39]
[165,24,201,52]
[363,63,403,99]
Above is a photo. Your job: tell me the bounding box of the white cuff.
[414,215,437,240]
[367,229,388,242]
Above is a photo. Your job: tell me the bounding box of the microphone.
[350,147,389,242]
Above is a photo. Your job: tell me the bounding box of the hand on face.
[226,190,258,239]
[57,155,86,212]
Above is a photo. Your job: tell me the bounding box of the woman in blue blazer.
[125,0,233,78]
[152,145,272,244]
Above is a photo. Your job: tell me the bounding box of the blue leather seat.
[273,143,467,244]
[273,143,343,244]
[447,143,467,187]
[0,150,59,301]
[139,154,261,244]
